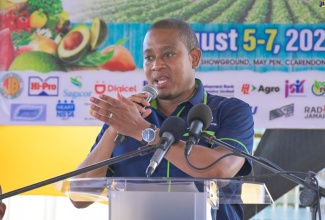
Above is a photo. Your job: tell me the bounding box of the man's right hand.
[128,92,153,118]
[90,91,151,141]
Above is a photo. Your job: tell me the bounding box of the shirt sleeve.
[90,123,109,151]
[90,123,114,176]
[213,97,254,176]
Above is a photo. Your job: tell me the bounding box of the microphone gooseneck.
[146,116,187,177]
[185,103,212,156]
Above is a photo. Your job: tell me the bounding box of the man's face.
[143,29,197,101]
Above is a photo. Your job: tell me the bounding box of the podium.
[54,177,273,220]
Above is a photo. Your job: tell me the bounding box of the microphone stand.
[0,144,157,200]
[200,132,325,220]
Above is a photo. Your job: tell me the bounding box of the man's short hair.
[149,18,199,52]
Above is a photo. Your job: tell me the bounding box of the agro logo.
[241,84,279,94]
[0,73,24,99]
[11,104,46,121]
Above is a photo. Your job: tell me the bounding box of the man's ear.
[190,48,202,69]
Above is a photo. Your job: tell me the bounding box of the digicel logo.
[107,85,137,92]
[95,82,137,94]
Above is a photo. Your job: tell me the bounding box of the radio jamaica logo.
[0,73,24,99]
[305,105,325,119]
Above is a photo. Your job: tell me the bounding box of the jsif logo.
[285,80,306,98]
[320,1,325,7]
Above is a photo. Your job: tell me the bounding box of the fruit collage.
[0,0,136,73]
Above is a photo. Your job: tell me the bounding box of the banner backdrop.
[0,0,324,128]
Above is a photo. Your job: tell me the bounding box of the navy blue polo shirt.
[91,78,254,219]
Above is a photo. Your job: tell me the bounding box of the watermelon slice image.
[0,28,15,71]
[15,45,33,57]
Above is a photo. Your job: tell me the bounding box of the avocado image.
[9,51,66,73]
[90,18,108,51]
[57,24,91,64]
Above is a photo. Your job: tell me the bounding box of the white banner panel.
[1,70,324,128]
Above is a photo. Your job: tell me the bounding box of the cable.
[185,153,235,170]
[190,132,323,219]
[312,176,321,220]
[256,157,306,183]
[241,171,310,180]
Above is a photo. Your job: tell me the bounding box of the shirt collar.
[187,78,205,106]
[150,78,205,109]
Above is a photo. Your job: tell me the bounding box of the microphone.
[114,84,158,146]
[185,103,212,156]
[146,116,187,177]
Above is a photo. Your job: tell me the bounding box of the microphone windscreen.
[142,84,158,99]
[159,116,187,144]
[187,103,212,130]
